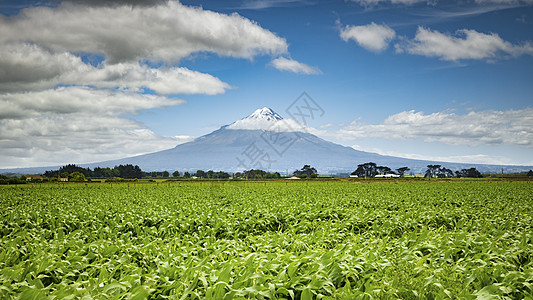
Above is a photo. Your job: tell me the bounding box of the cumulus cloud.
[396,27,533,61]
[0,43,232,94]
[340,22,396,52]
[0,86,185,119]
[351,145,521,165]
[270,57,322,74]
[0,1,297,168]
[0,87,189,168]
[339,109,533,147]
[0,115,187,168]
[0,1,287,64]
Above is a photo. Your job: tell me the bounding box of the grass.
[1,180,532,298]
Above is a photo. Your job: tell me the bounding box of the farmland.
[1,180,532,299]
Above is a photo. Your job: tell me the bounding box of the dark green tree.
[456,168,483,178]
[352,162,377,178]
[396,167,410,177]
[376,166,393,175]
[173,171,180,177]
[293,165,318,178]
[439,167,454,178]
[425,165,441,178]
[69,172,86,182]
[114,164,144,179]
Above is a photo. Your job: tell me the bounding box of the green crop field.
[1,180,532,299]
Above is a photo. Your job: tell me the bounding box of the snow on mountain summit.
[226,107,305,132]
[245,107,283,121]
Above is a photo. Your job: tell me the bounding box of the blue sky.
[0,0,532,168]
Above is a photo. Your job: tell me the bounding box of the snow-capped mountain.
[244,107,283,121]
[74,107,525,174]
[4,107,530,175]
[227,107,305,132]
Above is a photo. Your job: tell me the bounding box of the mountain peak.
[226,107,304,131]
[245,107,283,121]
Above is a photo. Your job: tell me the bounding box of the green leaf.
[301,288,313,300]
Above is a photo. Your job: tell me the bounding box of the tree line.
[10,162,516,184]
[350,162,483,178]
[44,164,145,179]
[41,164,319,180]
[351,162,410,178]
[43,164,239,180]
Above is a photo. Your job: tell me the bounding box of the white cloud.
[0,86,185,119]
[0,1,298,168]
[0,1,286,93]
[0,43,232,94]
[0,115,186,168]
[0,87,189,168]
[351,145,521,165]
[396,26,533,61]
[339,109,533,147]
[270,57,322,74]
[340,23,396,52]
[0,1,288,64]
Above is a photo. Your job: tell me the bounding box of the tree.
[439,167,454,178]
[60,172,69,179]
[293,165,318,178]
[69,172,86,182]
[173,171,180,177]
[195,170,206,178]
[396,167,410,178]
[215,171,231,179]
[162,171,169,178]
[376,166,393,175]
[456,168,483,178]
[269,172,281,179]
[425,165,441,178]
[352,162,377,178]
[50,164,93,178]
[425,165,454,178]
[527,170,533,177]
[351,166,364,177]
[241,169,279,179]
[244,169,266,179]
[183,172,191,178]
